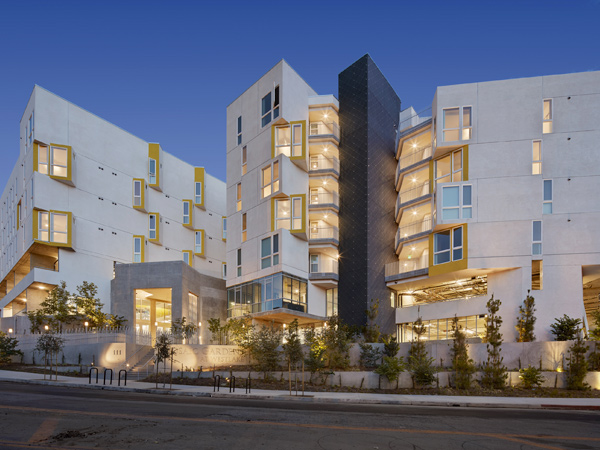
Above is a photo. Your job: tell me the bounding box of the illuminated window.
[532,260,543,290]
[149,158,157,184]
[241,213,247,242]
[237,116,242,145]
[433,226,463,265]
[275,124,303,157]
[532,140,542,175]
[543,180,552,214]
[261,161,279,198]
[37,144,68,177]
[261,234,279,269]
[326,288,338,317]
[275,199,291,230]
[543,99,553,134]
[195,182,202,205]
[38,211,68,244]
[435,149,463,185]
[236,183,242,211]
[532,221,542,255]
[292,197,302,229]
[241,146,247,175]
[443,107,472,142]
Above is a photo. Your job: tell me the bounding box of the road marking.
[1,404,598,450]
[28,417,60,444]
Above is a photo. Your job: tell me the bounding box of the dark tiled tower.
[338,54,400,334]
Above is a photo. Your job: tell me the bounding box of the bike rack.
[229,376,236,393]
[213,375,221,392]
[104,368,113,385]
[118,369,127,386]
[89,367,98,384]
[245,376,251,394]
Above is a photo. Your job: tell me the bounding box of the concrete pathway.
[1,369,599,410]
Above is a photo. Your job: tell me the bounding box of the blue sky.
[1,0,599,186]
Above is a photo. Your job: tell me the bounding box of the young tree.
[170,317,198,344]
[450,316,476,389]
[322,316,352,370]
[382,335,400,358]
[566,329,589,390]
[25,309,46,333]
[106,314,128,329]
[588,309,600,341]
[282,319,303,369]
[407,318,437,387]
[249,324,281,380]
[75,281,105,327]
[35,332,65,381]
[40,281,76,331]
[481,295,508,389]
[207,318,228,345]
[516,291,536,342]
[154,333,174,388]
[363,299,381,343]
[550,315,582,341]
[375,356,405,389]
[359,342,382,369]
[303,327,326,381]
[0,331,23,364]
[228,317,253,348]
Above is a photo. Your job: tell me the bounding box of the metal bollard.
[213,375,221,392]
[229,376,236,393]
[245,376,251,394]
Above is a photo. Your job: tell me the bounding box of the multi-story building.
[0,86,227,343]
[387,70,600,342]
[225,61,341,326]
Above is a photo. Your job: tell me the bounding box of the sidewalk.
[2,369,600,410]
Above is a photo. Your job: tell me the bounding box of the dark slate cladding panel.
[338,55,400,333]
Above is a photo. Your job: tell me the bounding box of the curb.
[2,377,600,411]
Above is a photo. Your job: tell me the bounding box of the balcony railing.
[385,258,428,278]
[397,145,432,174]
[311,258,339,275]
[395,218,432,248]
[309,155,340,174]
[395,181,430,218]
[309,226,339,242]
[309,191,339,208]
[228,298,307,318]
[309,122,340,140]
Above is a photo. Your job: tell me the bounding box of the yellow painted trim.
[148,143,161,189]
[132,178,146,211]
[33,142,39,173]
[222,216,227,241]
[290,194,306,234]
[194,229,205,257]
[428,224,468,277]
[194,167,205,208]
[462,145,469,181]
[33,209,73,248]
[148,212,161,244]
[48,144,73,182]
[133,235,145,263]
[182,200,193,228]
[182,250,193,266]
[289,120,306,161]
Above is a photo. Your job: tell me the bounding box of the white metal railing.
[395,181,430,217]
[309,122,340,140]
[309,191,339,208]
[398,145,432,171]
[311,258,339,274]
[385,257,428,278]
[309,155,340,173]
[395,218,432,247]
[309,226,339,241]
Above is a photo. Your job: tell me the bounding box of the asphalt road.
[0,382,599,450]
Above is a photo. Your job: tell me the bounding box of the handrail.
[309,226,339,240]
[309,121,340,139]
[134,354,156,380]
[398,145,432,170]
[122,344,152,369]
[396,218,433,245]
[309,191,339,206]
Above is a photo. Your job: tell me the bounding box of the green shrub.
[481,295,508,389]
[408,318,437,387]
[450,316,476,389]
[519,366,545,389]
[566,331,589,390]
[516,291,536,342]
[550,315,582,341]
[359,342,381,369]
[375,356,405,388]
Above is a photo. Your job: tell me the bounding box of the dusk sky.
[1,0,599,188]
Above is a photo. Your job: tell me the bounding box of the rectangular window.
[532,221,542,255]
[183,250,192,266]
[236,183,242,211]
[241,146,247,175]
[183,200,192,225]
[443,107,472,142]
[195,182,202,205]
[16,202,20,230]
[292,197,302,230]
[275,199,291,230]
[273,86,280,119]
[326,288,338,317]
[292,123,302,157]
[195,230,204,255]
[435,149,462,185]
[543,180,553,214]
[261,161,280,198]
[261,234,279,269]
[275,126,291,157]
[39,211,68,244]
[133,236,143,263]
[241,213,247,242]
[149,158,157,184]
[222,217,227,240]
[310,254,319,273]
[441,185,472,220]
[261,92,272,127]
[543,99,553,134]
[433,226,463,265]
[133,180,142,207]
[532,140,542,175]
[37,144,69,178]
[237,116,242,145]
[38,144,48,174]
[532,260,543,290]
[149,214,157,240]
[236,248,242,277]
[222,263,227,279]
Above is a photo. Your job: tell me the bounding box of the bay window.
[443,106,472,142]
[433,226,463,265]
[38,211,69,244]
[261,161,279,198]
[435,149,463,185]
[261,234,279,269]
[441,185,472,220]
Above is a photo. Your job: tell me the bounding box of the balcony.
[395,180,430,222]
[395,218,432,252]
[228,297,307,319]
[309,155,340,177]
[395,145,432,188]
[385,258,428,282]
[309,226,339,245]
[309,122,340,141]
[309,258,339,287]
[309,191,339,211]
